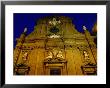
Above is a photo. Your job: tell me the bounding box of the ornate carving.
[22,52,28,61]
[46,51,53,59]
[81,63,97,75]
[83,50,91,65]
[14,63,30,75]
[14,52,30,75]
[49,18,61,26]
[57,51,64,58]
[48,34,60,38]
[44,57,67,64]
[45,49,65,63]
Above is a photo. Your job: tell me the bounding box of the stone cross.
[49,18,61,26]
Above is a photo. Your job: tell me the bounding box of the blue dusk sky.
[14,13,97,47]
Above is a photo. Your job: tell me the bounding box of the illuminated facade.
[14,16,97,75]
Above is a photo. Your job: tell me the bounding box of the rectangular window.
[50,68,61,75]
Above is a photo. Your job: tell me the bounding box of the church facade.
[14,16,97,75]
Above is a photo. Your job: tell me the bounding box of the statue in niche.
[83,51,89,58]
[22,52,28,64]
[14,52,30,75]
[83,50,91,65]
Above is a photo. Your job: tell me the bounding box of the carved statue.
[83,50,91,65]
[22,52,28,63]
[83,25,87,31]
[46,51,53,58]
[24,27,27,33]
[57,51,64,58]
[52,48,58,57]
[83,51,89,58]
[46,49,64,59]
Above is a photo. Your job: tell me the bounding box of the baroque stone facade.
[14,16,97,75]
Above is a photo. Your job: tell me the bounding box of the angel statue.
[46,51,53,59]
[57,51,64,58]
